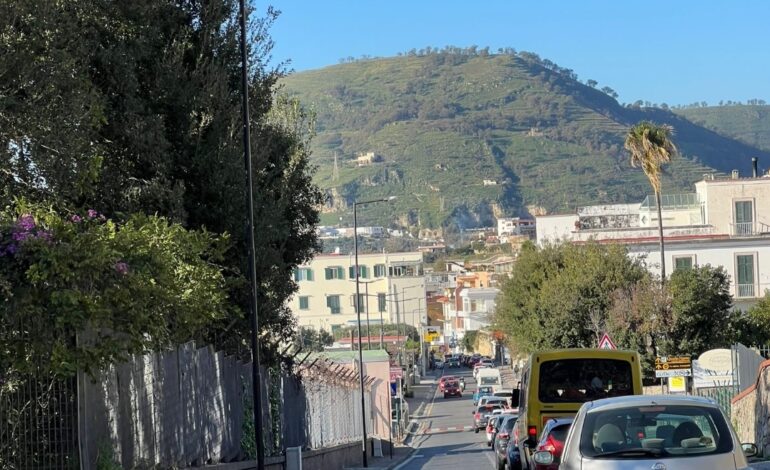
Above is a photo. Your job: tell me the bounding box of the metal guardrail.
[737,284,756,298]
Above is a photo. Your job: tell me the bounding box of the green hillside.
[676,105,770,154]
[281,51,769,232]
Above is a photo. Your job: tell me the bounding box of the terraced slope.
[281,52,769,230]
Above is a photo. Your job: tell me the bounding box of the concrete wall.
[731,359,770,455]
[696,178,770,235]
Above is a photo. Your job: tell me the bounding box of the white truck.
[476,367,502,392]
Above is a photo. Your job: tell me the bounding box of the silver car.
[535,394,758,470]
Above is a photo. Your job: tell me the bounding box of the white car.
[535,394,758,470]
[478,396,508,408]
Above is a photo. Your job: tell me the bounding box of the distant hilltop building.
[356,151,383,166]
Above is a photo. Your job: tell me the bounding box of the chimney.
[731,169,739,180]
[752,157,758,177]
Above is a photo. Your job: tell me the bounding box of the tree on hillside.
[732,292,770,346]
[586,79,598,88]
[625,122,678,284]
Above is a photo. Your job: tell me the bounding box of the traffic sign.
[655,356,692,378]
[597,333,617,350]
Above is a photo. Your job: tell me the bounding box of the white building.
[497,217,536,239]
[535,174,770,310]
[439,273,500,352]
[289,251,426,334]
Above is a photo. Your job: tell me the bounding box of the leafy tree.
[0,205,232,380]
[661,266,734,356]
[625,121,678,283]
[1,0,325,361]
[298,327,334,352]
[732,291,770,346]
[586,79,598,88]
[462,330,479,352]
[495,241,646,353]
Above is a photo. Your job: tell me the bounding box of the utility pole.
[238,0,264,468]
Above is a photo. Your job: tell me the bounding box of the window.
[294,268,313,281]
[298,296,309,310]
[578,404,732,458]
[351,294,365,314]
[734,200,754,235]
[331,324,342,336]
[324,266,345,280]
[374,264,386,277]
[327,295,341,314]
[736,254,755,297]
[674,255,694,271]
[389,264,423,277]
[538,359,633,403]
[378,293,387,312]
[348,265,369,279]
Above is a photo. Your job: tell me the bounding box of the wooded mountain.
[281,50,769,232]
[675,105,770,154]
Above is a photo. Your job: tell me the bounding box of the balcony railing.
[737,284,756,298]
[733,222,755,236]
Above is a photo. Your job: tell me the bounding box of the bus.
[514,349,643,469]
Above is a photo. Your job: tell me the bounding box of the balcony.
[731,221,770,237]
[737,284,756,298]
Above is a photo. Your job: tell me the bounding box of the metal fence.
[0,374,78,469]
[1,344,374,468]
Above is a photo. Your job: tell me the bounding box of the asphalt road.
[397,367,501,470]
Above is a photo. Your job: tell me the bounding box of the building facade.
[290,251,426,334]
[535,174,770,310]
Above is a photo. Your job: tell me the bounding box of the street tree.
[625,121,678,284]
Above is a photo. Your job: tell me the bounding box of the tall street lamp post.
[238,1,263,468]
[353,196,395,468]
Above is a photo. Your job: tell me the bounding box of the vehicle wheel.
[474,428,479,434]
[497,458,505,470]
[444,394,448,398]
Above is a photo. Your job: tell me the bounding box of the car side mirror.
[533,451,553,465]
[741,443,758,458]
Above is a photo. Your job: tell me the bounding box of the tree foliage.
[0,0,324,362]
[0,205,232,382]
[495,241,647,353]
[298,327,334,352]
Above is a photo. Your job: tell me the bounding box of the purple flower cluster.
[0,214,53,257]
[114,261,129,275]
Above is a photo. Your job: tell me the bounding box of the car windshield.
[580,404,732,459]
[504,416,517,431]
[478,404,503,413]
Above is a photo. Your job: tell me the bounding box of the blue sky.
[266,0,769,106]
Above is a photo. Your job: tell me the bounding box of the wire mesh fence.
[0,373,78,469]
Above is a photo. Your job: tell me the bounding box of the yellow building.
[290,251,426,336]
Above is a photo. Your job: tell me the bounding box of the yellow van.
[514,349,643,469]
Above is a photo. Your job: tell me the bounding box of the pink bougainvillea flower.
[114,262,129,275]
[70,215,82,223]
[17,214,35,231]
[87,209,98,218]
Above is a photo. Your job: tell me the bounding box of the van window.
[538,359,633,403]
[519,369,528,409]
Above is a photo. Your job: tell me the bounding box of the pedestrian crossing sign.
[598,333,617,350]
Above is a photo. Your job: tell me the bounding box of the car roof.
[584,394,718,413]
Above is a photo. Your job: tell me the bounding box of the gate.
[694,386,734,418]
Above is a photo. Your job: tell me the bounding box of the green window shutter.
[307,269,314,281]
[337,267,345,279]
[299,296,309,310]
[294,269,300,281]
[349,266,355,278]
[674,257,692,270]
[737,255,754,285]
[325,267,333,280]
[378,293,387,312]
[326,296,332,308]
[361,266,369,279]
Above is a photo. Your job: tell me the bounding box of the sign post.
[655,356,693,393]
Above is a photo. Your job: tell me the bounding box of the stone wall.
[731,359,770,456]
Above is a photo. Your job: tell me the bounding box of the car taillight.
[498,432,509,440]
[474,412,480,419]
[539,435,557,453]
[528,425,537,438]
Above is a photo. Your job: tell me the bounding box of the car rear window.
[550,424,570,442]
[579,404,732,459]
[538,359,633,403]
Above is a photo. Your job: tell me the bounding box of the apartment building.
[535,172,770,310]
[290,251,426,334]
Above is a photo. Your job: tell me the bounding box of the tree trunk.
[656,191,666,286]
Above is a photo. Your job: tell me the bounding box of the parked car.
[533,418,573,470]
[495,415,519,470]
[473,403,504,432]
[444,380,462,398]
[473,385,494,405]
[534,394,759,470]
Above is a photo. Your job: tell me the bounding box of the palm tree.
[625,121,677,285]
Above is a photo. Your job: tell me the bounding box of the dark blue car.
[499,427,522,470]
